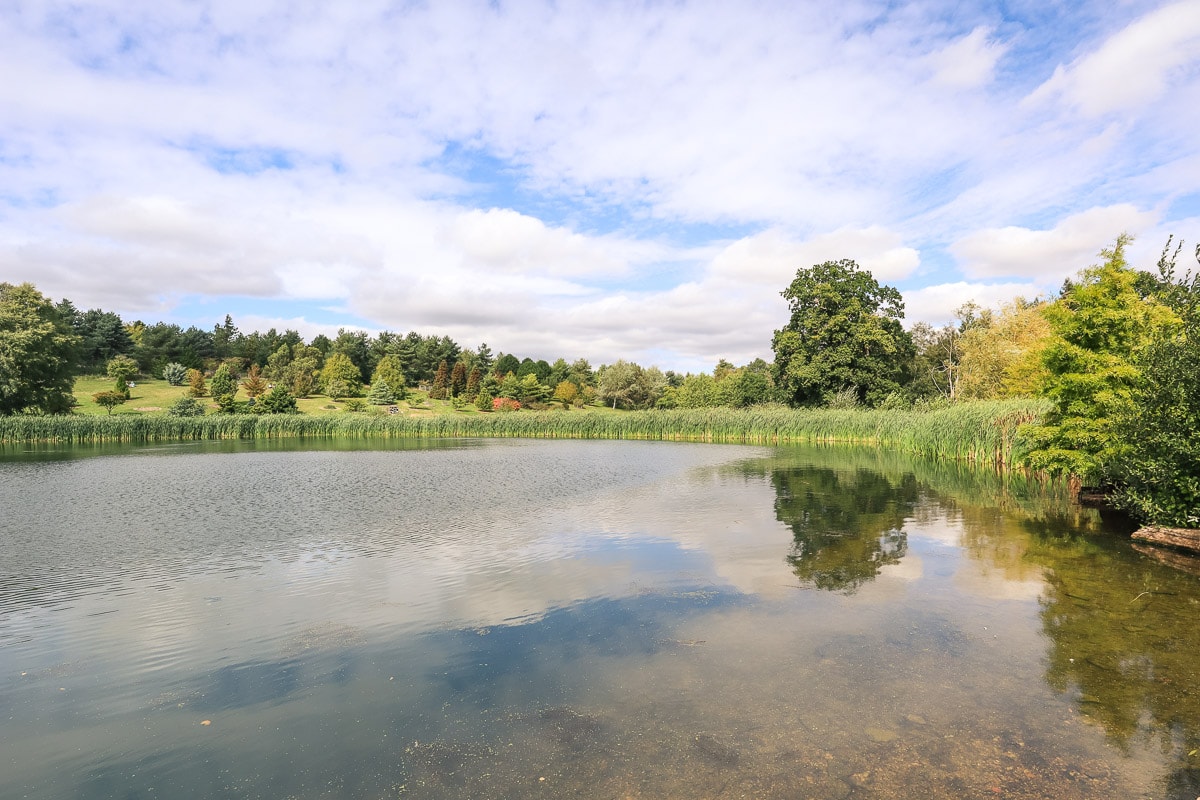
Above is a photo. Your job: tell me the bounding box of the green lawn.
[70,375,616,417]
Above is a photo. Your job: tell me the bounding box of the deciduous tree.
[106,354,139,397]
[771,259,913,407]
[92,390,127,415]
[371,354,406,399]
[1109,239,1200,525]
[320,352,363,397]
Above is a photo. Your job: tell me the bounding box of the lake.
[2,438,1198,799]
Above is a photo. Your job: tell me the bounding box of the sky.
[2,0,1199,373]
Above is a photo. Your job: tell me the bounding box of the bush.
[343,398,366,412]
[162,362,188,386]
[493,397,521,413]
[167,396,206,417]
[252,384,299,414]
[1110,303,1200,526]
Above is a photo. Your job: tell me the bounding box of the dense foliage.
[1022,236,1179,483]
[772,259,913,407]
[1108,242,1200,526]
[0,282,80,415]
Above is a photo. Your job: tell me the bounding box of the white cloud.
[927,26,1007,89]
[1,2,1198,371]
[1026,1,1200,116]
[445,208,655,278]
[903,281,1043,327]
[950,204,1158,283]
[711,227,920,286]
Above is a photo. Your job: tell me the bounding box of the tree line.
[2,233,1198,526]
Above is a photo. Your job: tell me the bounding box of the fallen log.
[1131,525,1200,555]
[1131,543,1200,577]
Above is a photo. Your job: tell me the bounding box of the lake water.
[2,438,1198,799]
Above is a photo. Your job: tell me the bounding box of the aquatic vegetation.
[0,399,1046,466]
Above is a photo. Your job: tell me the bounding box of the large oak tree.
[771,259,913,407]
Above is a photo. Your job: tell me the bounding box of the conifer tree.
[430,360,449,399]
[187,368,207,397]
[449,361,467,397]
[368,380,396,405]
[210,363,237,409]
[241,364,268,398]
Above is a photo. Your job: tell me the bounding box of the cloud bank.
[1,1,1196,371]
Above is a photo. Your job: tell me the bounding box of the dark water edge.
[2,439,1198,799]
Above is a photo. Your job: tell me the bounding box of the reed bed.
[0,399,1048,466]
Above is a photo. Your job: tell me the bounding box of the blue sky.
[1,0,1198,372]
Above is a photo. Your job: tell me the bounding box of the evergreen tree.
[187,368,207,397]
[367,380,396,405]
[166,395,205,417]
[466,368,481,399]
[1023,236,1179,482]
[449,361,467,397]
[210,363,237,404]
[476,342,494,373]
[253,383,299,414]
[241,364,268,398]
[430,360,449,399]
[162,362,188,386]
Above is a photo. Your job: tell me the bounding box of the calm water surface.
[2,438,1198,799]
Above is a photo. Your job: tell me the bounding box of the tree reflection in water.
[769,465,918,593]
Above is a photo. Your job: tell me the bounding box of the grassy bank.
[0,399,1047,467]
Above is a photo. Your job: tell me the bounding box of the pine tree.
[449,361,467,397]
[241,363,268,398]
[430,360,449,400]
[210,363,237,404]
[466,368,481,399]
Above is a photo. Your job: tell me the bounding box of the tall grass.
[0,399,1048,466]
